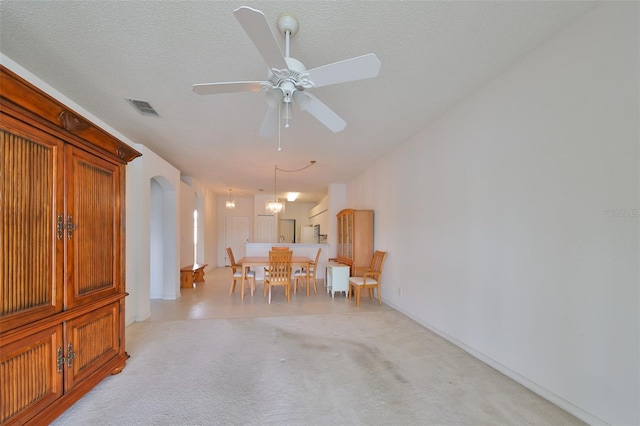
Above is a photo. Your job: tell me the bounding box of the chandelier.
[265,161,316,214]
[225,188,235,209]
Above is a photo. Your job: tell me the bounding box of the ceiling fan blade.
[234,6,288,72]
[306,53,381,89]
[259,105,279,137]
[192,81,268,95]
[293,91,346,133]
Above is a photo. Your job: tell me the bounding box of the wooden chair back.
[293,248,321,295]
[313,248,322,266]
[369,250,387,277]
[226,247,239,272]
[265,250,293,303]
[348,251,388,307]
[267,250,293,282]
[226,246,256,297]
[271,246,290,251]
[310,247,322,275]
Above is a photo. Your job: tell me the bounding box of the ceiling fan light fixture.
[280,101,293,128]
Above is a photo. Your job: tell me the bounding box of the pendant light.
[265,161,316,214]
[265,166,284,213]
[225,188,235,209]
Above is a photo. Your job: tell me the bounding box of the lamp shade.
[280,101,293,128]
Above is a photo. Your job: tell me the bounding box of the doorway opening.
[279,219,296,243]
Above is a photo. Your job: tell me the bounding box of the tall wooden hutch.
[0,66,141,424]
[336,209,374,274]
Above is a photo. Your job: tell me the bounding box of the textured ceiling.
[0,1,597,203]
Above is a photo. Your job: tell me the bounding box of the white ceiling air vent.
[126,98,159,116]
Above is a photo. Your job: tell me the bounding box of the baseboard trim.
[383,301,607,426]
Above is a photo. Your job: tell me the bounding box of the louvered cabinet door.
[64,302,121,389]
[0,124,65,331]
[0,325,64,425]
[65,146,122,309]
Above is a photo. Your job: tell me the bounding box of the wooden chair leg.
[355,286,361,307]
[229,278,236,296]
[376,285,382,304]
[247,276,255,296]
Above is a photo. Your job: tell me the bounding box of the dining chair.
[264,250,293,303]
[348,250,387,307]
[226,247,255,296]
[263,247,290,282]
[293,247,321,295]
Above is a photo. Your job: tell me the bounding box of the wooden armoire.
[336,209,374,274]
[0,66,141,425]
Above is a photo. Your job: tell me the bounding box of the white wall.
[216,193,254,266]
[179,181,195,267]
[348,4,639,425]
[127,144,181,316]
[327,184,347,258]
[205,187,219,270]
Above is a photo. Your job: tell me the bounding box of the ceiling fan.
[192,6,381,136]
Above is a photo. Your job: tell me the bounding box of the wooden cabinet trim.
[0,66,141,163]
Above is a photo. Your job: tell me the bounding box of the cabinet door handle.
[57,214,65,240]
[67,343,75,368]
[67,214,76,239]
[56,347,65,373]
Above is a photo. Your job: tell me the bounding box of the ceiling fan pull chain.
[278,104,282,152]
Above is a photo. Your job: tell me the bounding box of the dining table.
[237,256,313,300]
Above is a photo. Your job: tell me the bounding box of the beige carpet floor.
[52,307,583,425]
